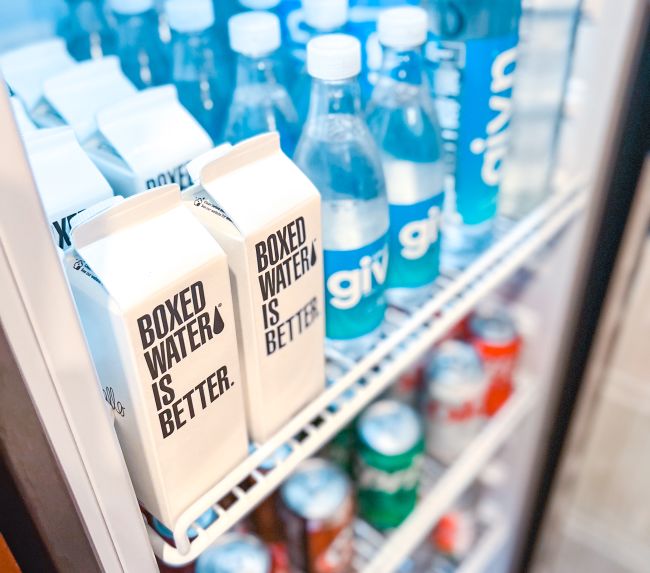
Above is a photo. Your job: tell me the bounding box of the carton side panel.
[64,256,163,518]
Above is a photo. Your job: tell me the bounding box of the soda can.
[249,445,293,573]
[195,533,272,573]
[152,508,218,573]
[355,400,424,530]
[469,302,521,416]
[321,423,356,476]
[279,458,355,573]
[424,341,485,464]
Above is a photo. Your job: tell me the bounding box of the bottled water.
[166,0,230,142]
[236,0,293,86]
[347,0,420,101]
[366,6,445,308]
[294,34,389,358]
[58,0,117,61]
[110,0,170,88]
[224,12,299,156]
[426,0,522,269]
[289,0,349,123]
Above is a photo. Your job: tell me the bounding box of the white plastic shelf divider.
[148,185,586,567]
[359,380,536,573]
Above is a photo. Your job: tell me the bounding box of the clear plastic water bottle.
[166,0,230,142]
[426,0,522,269]
[224,11,299,155]
[289,0,349,123]
[110,0,170,88]
[366,6,445,308]
[294,34,389,358]
[347,0,420,101]
[58,0,118,61]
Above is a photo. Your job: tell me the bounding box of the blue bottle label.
[387,194,443,289]
[427,34,518,225]
[324,234,389,340]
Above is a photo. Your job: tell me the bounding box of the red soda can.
[468,303,521,417]
[280,458,355,573]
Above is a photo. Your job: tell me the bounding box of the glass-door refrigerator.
[0,0,647,572]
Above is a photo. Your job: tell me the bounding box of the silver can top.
[358,400,422,456]
[426,341,485,403]
[281,457,351,521]
[195,533,271,573]
[469,302,517,345]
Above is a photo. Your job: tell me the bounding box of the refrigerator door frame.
[518,0,650,570]
[0,82,157,572]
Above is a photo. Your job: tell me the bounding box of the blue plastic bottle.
[58,0,118,61]
[426,0,522,269]
[366,6,445,308]
[289,0,349,123]
[347,0,420,101]
[224,11,299,156]
[166,0,230,142]
[294,34,389,358]
[109,0,170,88]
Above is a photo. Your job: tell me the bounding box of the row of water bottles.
[55,0,521,358]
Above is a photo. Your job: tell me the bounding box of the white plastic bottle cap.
[238,0,280,8]
[307,34,360,81]
[110,0,155,15]
[377,6,429,49]
[166,0,215,33]
[303,0,348,31]
[228,12,281,57]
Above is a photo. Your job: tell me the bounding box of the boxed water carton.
[87,85,213,197]
[184,133,325,442]
[65,184,249,527]
[0,39,75,124]
[23,127,114,250]
[42,56,137,143]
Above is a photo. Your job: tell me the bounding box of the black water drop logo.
[213,305,225,335]
[73,259,84,271]
[310,240,318,266]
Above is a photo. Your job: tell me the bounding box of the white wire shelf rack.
[148,185,586,566]
[356,379,536,573]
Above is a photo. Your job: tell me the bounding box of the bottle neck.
[306,77,362,120]
[234,52,279,87]
[377,46,427,86]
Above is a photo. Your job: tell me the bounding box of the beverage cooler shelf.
[147,184,586,567]
[355,379,534,573]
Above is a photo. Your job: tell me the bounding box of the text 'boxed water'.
[185,133,325,442]
[65,185,248,528]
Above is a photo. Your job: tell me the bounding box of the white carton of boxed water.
[42,56,137,142]
[87,85,213,197]
[23,127,114,250]
[65,185,249,528]
[183,133,325,442]
[0,39,75,123]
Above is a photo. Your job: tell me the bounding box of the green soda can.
[355,400,424,530]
